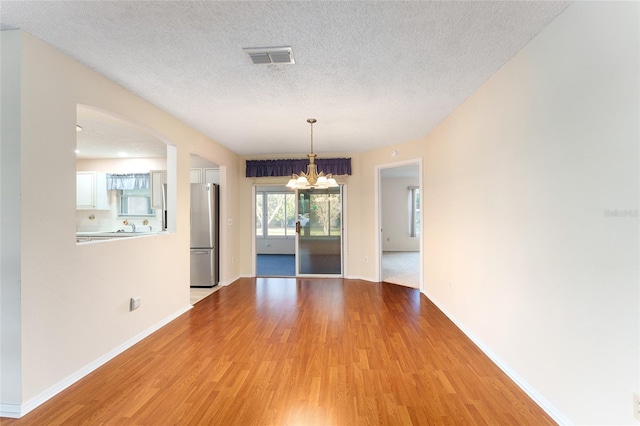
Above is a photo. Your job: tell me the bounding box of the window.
[119,189,153,216]
[256,192,264,237]
[409,186,420,238]
[255,190,296,238]
[302,191,342,236]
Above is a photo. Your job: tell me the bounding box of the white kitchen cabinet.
[76,172,95,209]
[188,167,220,184]
[150,169,166,210]
[76,172,111,210]
[76,172,110,210]
[94,172,110,210]
[203,168,220,184]
[190,168,202,183]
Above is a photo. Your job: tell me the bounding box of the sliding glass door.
[296,187,343,276]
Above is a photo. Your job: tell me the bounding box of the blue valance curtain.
[106,173,150,190]
[246,158,351,178]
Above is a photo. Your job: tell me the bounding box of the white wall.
[0,30,23,408]
[419,2,638,424]
[381,177,420,252]
[190,154,218,169]
[79,157,167,173]
[256,238,295,255]
[0,31,241,417]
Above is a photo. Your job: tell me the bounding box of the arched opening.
[75,104,176,241]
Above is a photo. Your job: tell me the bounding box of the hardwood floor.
[2,278,555,425]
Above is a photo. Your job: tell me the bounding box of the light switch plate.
[130,296,141,311]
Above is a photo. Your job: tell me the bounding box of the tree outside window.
[409,187,420,238]
[255,191,296,237]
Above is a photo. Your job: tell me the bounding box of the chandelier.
[286,118,338,189]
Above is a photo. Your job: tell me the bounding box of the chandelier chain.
[286,118,337,189]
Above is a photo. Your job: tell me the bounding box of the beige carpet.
[382,251,420,288]
[190,286,222,305]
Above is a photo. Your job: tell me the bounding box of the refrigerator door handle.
[191,250,209,255]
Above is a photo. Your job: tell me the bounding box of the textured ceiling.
[76,106,167,159]
[1,1,570,157]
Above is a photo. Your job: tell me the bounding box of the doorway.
[377,162,422,289]
[254,185,344,277]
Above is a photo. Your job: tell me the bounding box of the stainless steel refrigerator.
[190,183,219,287]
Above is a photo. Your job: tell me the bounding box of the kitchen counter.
[76,230,164,242]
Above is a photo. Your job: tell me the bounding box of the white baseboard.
[234,274,377,283]
[1,305,192,419]
[220,275,243,286]
[344,274,376,282]
[0,403,21,419]
[421,289,571,426]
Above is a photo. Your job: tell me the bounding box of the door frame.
[251,184,347,278]
[375,159,423,291]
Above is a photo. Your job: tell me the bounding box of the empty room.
[1,1,638,424]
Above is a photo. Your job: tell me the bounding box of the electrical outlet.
[364,256,368,263]
[130,296,141,311]
[633,392,640,421]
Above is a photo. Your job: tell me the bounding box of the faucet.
[129,222,136,232]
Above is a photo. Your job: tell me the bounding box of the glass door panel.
[296,187,343,275]
[255,187,297,277]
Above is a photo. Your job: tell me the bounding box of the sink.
[114,225,154,233]
[76,230,157,239]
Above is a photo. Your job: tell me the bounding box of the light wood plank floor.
[2,278,555,425]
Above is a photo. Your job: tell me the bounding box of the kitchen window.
[106,172,154,217]
[119,188,154,216]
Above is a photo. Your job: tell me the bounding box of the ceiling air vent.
[243,46,295,65]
